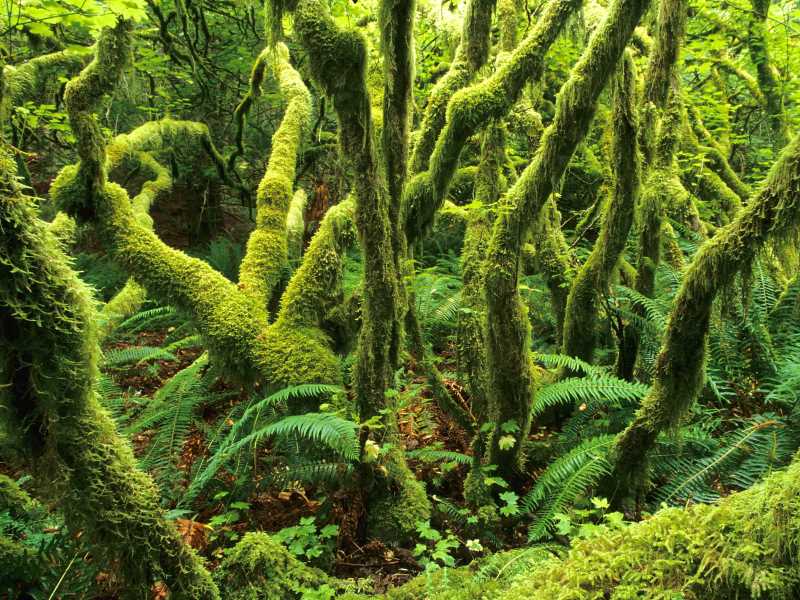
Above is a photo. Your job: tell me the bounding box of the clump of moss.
[366,447,430,544]
[215,532,331,599]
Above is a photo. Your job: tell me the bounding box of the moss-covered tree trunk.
[747,0,789,152]
[561,50,640,365]
[613,133,800,504]
[285,0,430,541]
[0,143,219,597]
[483,0,650,479]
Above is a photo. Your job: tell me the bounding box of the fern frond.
[534,353,601,376]
[614,285,669,330]
[265,384,343,405]
[405,448,471,465]
[182,385,342,505]
[164,334,203,353]
[131,356,209,482]
[475,546,562,583]
[652,417,783,505]
[102,346,176,367]
[532,377,648,419]
[258,413,359,460]
[96,374,126,423]
[268,461,353,488]
[117,305,179,332]
[521,435,616,542]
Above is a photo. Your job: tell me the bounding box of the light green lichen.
[286,188,309,261]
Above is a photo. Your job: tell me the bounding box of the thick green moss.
[279,198,355,326]
[0,147,219,597]
[458,210,491,425]
[507,459,800,598]
[374,457,800,599]
[614,133,800,498]
[497,0,520,52]
[48,211,77,248]
[2,48,88,116]
[239,43,312,315]
[216,532,330,599]
[52,24,342,387]
[0,473,35,514]
[63,19,133,216]
[562,52,640,365]
[366,447,430,543]
[686,103,751,201]
[287,0,430,538]
[291,0,402,417]
[528,196,574,344]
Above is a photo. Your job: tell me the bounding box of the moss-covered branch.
[404,0,582,243]
[483,0,650,477]
[561,50,640,365]
[1,48,90,114]
[59,119,232,339]
[613,133,800,499]
[408,0,496,175]
[617,0,687,379]
[53,22,341,387]
[239,43,312,317]
[63,19,133,216]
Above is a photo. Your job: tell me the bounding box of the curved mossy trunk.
[686,103,751,202]
[561,50,640,366]
[239,43,312,319]
[52,21,345,387]
[286,0,430,541]
[0,147,219,598]
[613,133,800,504]
[483,0,650,479]
[747,0,789,152]
[404,0,582,244]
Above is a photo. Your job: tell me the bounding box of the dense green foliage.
[3,0,800,598]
